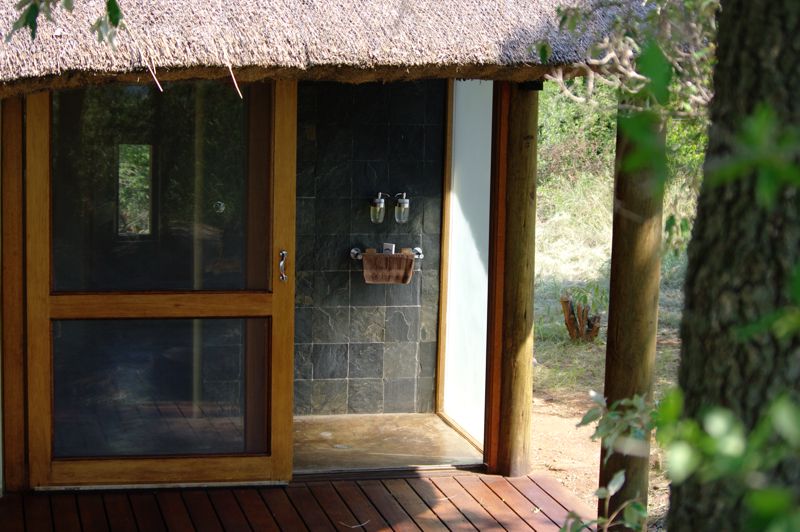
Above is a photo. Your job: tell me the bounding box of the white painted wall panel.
[442,80,493,445]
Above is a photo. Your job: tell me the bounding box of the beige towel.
[362,253,415,284]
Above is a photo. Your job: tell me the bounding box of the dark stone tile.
[316,160,352,199]
[389,83,426,124]
[317,123,353,166]
[314,198,350,235]
[418,160,445,196]
[386,274,420,306]
[350,271,386,306]
[421,270,440,308]
[295,307,312,343]
[203,381,240,404]
[318,83,354,124]
[388,161,424,194]
[418,342,437,378]
[421,233,440,270]
[389,125,425,162]
[297,198,316,236]
[294,344,313,379]
[425,81,447,125]
[384,378,416,413]
[424,125,445,163]
[348,379,383,413]
[296,235,316,272]
[355,124,389,160]
[202,348,241,380]
[416,377,435,413]
[420,304,439,343]
[297,82,318,123]
[312,344,348,379]
[353,83,388,124]
[294,379,312,415]
[296,271,314,307]
[385,307,420,342]
[313,271,349,307]
[383,342,417,379]
[350,307,385,343]
[353,160,389,198]
[202,320,243,346]
[349,343,384,378]
[422,196,442,235]
[311,379,348,415]
[314,234,351,271]
[312,307,349,343]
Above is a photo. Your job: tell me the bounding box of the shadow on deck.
[0,471,596,531]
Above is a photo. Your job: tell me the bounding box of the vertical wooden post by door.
[490,81,540,477]
[599,109,663,520]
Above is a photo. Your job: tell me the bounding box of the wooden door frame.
[2,80,296,489]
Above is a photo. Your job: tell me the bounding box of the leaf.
[578,407,602,427]
[666,441,700,484]
[623,501,647,529]
[607,470,625,497]
[106,0,122,26]
[63,0,74,10]
[790,266,800,305]
[538,42,552,63]
[637,40,673,105]
[703,408,736,438]
[655,388,683,426]
[594,487,610,499]
[745,488,794,517]
[589,390,607,408]
[770,396,800,446]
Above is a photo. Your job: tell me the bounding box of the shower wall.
[294,80,446,415]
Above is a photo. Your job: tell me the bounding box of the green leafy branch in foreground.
[9,0,123,43]
[562,390,800,532]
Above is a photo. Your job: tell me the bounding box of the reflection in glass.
[51,83,268,292]
[53,318,269,458]
[117,144,153,236]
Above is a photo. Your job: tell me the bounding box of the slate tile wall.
[294,80,446,415]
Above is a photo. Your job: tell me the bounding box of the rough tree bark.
[668,1,800,529]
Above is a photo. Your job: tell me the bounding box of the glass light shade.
[370,197,386,224]
[394,196,410,224]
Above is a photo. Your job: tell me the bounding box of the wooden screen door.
[25,81,296,487]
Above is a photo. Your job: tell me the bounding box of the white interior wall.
[442,80,493,445]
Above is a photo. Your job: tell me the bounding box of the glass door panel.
[25,81,296,487]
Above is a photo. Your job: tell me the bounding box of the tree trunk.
[668,1,800,529]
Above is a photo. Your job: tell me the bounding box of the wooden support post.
[599,110,664,522]
[493,81,540,477]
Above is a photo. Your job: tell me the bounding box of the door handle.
[279,250,288,282]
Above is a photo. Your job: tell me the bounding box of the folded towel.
[362,253,415,285]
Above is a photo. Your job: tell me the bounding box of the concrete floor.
[293,413,483,473]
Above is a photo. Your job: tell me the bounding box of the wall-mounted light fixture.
[370,192,411,224]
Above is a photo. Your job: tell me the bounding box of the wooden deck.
[0,472,595,531]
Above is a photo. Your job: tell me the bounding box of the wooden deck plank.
[481,476,560,531]
[285,485,336,531]
[102,493,137,532]
[50,494,81,532]
[430,476,501,530]
[529,473,597,521]
[129,492,167,532]
[306,482,363,532]
[507,476,571,527]
[181,490,224,532]
[155,491,195,532]
[207,489,251,532]
[76,494,109,532]
[0,493,25,532]
[357,480,421,532]
[233,489,280,531]
[24,493,53,532]
[259,487,308,531]
[382,479,449,532]
[331,481,391,532]
[406,478,477,531]
[456,476,533,530]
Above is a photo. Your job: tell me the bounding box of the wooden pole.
[496,82,540,477]
[599,109,663,522]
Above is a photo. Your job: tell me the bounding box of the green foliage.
[562,469,647,532]
[9,0,122,43]
[564,281,609,316]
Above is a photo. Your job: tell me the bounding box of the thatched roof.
[0,1,634,96]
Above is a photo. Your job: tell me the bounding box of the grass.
[532,169,691,402]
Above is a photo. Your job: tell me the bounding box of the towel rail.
[350,247,424,260]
